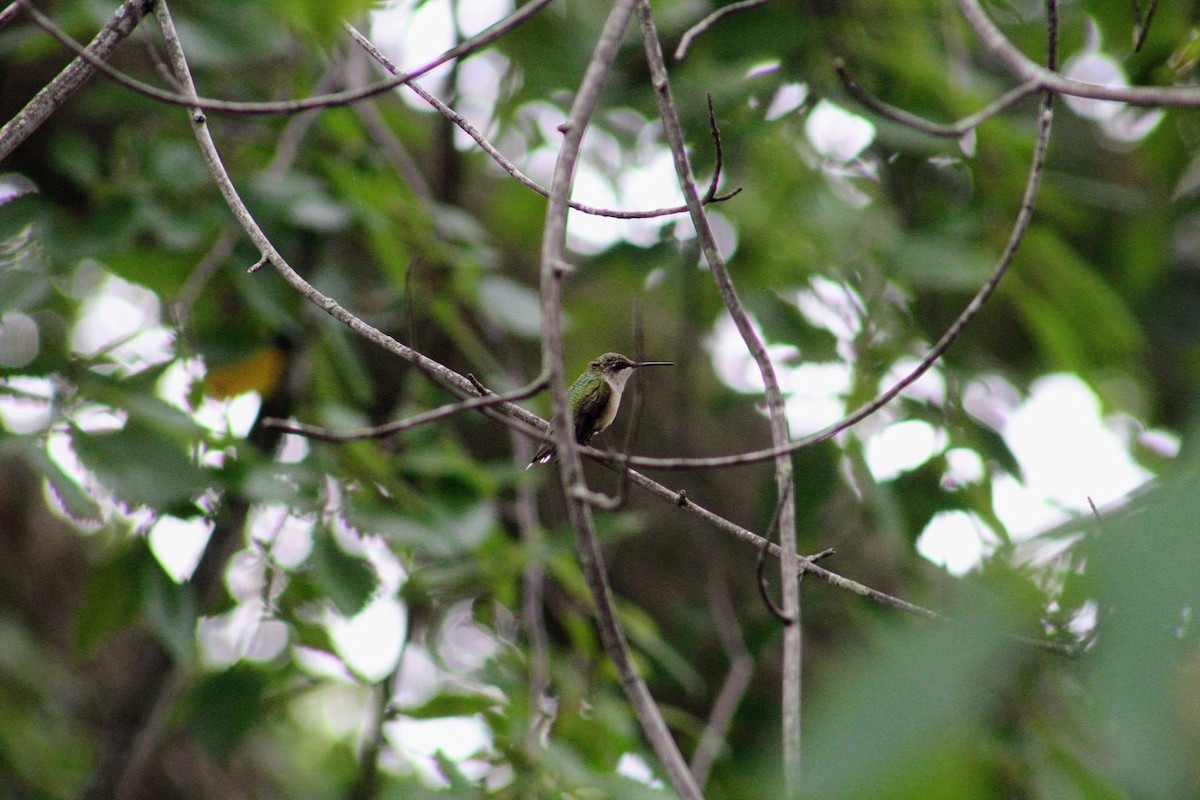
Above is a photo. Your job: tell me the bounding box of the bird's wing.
[573,378,611,444]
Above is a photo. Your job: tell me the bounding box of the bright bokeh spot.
[387,716,492,787]
[916,510,988,575]
[328,595,408,682]
[1061,26,1163,143]
[865,419,945,481]
[0,375,53,433]
[617,752,665,789]
[804,99,875,163]
[1001,373,1151,531]
[148,515,213,582]
[70,269,173,373]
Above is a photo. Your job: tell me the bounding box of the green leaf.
[74,541,153,654]
[143,562,197,662]
[476,276,543,338]
[20,440,102,524]
[71,421,208,510]
[186,665,269,758]
[1078,476,1200,796]
[310,527,376,616]
[802,597,1024,799]
[401,692,500,720]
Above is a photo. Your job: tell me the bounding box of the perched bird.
[528,352,674,467]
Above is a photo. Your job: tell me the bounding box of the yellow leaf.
[204,346,285,400]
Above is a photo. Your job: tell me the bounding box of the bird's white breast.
[597,372,631,432]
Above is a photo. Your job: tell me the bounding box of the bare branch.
[954,0,1200,106]
[675,0,771,61]
[148,0,548,461]
[536,0,704,795]
[754,482,797,625]
[0,0,152,161]
[1,2,22,27]
[261,373,550,443]
[636,1,802,787]
[345,22,740,220]
[594,76,1056,471]
[1132,0,1158,52]
[16,0,555,116]
[689,568,753,786]
[508,389,554,755]
[836,59,1040,137]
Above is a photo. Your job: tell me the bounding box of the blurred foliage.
[1,0,1199,798]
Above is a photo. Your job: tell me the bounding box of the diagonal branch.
[588,80,1057,471]
[261,373,549,443]
[344,22,740,221]
[836,60,1039,137]
[536,0,705,796]
[15,0,555,116]
[0,0,152,161]
[634,1,802,791]
[954,0,1200,107]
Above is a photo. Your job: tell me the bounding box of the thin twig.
[1132,0,1159,52]
[148,0,548,452]
[836,60,1039,137]
[636,1,802,789]
[172,67,338,328]
[675,0,771,61]
[754,483,796,624]
[0,0,152,161]
[509,391,554,755]
[261,373,549,442]
[689,567,753,786]
[17,0,556,116]
[1,1,23,28]
[536,0,704,796]
[345,22,740,220]
[593,48,1057,472]
[608,460,1075,656]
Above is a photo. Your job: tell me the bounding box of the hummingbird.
[528,352,674,467]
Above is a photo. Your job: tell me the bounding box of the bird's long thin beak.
[633,361,674,368]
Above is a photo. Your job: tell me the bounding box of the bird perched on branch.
[528,352,673,467]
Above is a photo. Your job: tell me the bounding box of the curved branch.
[16,0,554,116]
[0,0,151,161]
[954,0,1200,107]
[635,0,802,790]
[536,0,705,796]
[603,77,1056,471]
[675,0,771,61]
[836,59,1039,137]
[344,22,740,220]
